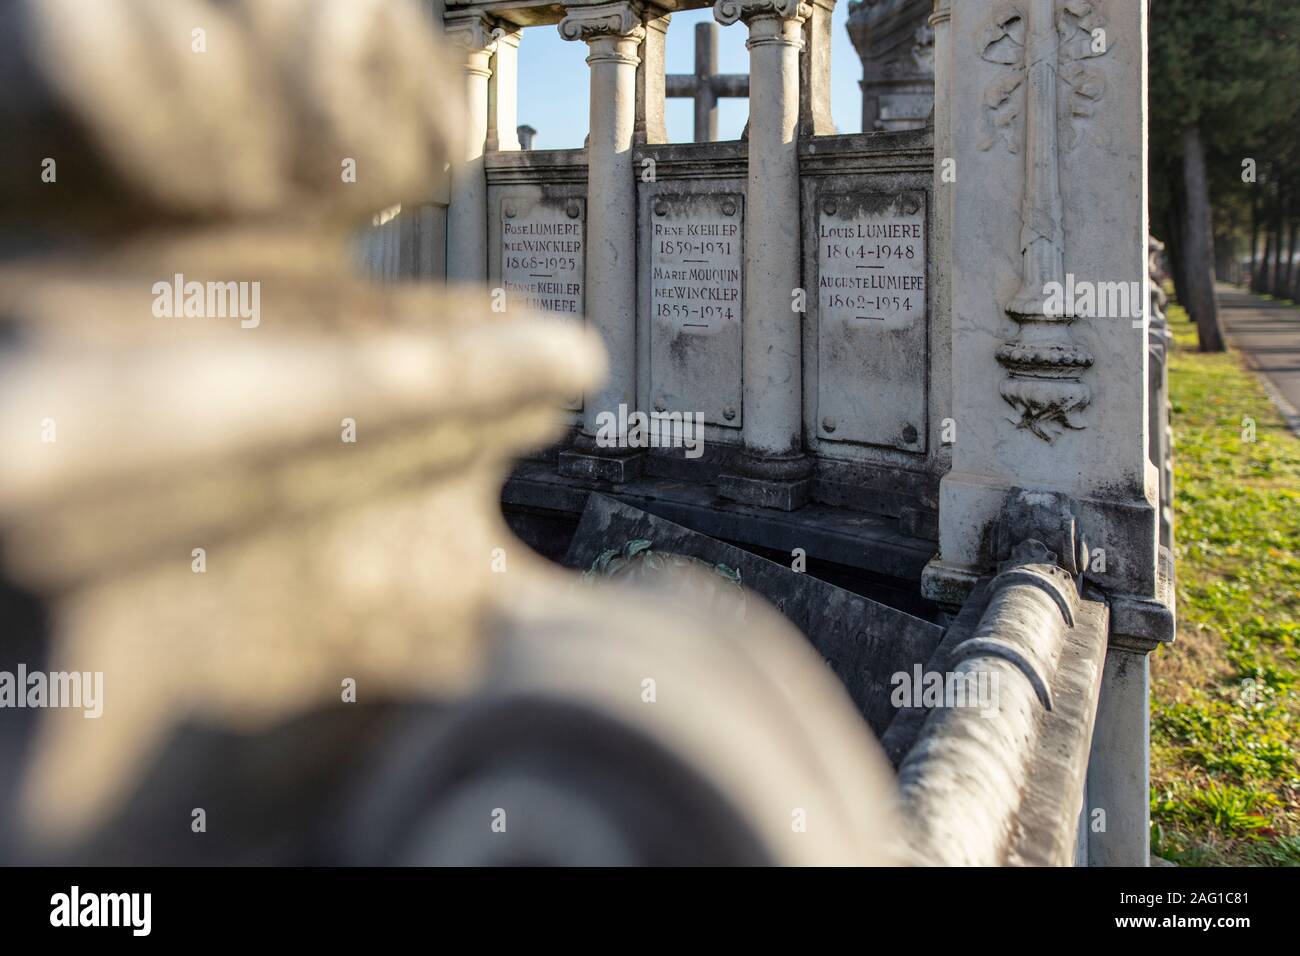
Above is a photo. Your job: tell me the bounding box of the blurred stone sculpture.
[0,0,899,865]
[846,0,935,132]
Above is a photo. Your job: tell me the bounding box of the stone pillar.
[715,0,811,512]
[923,0,1167,865]
[444,12,498,283]
[637,10,671,145]
[930,0,952,473]
[798,0,836,137]
[1087,647,1150,866]
[557,3,646,483]
[487,27,522,152]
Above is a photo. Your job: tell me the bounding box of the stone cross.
[664,22,749,142]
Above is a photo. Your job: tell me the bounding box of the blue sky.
[517,5,863,148]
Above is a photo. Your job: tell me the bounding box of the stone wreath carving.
[978,0,1110,153]
[977,0,1110,441]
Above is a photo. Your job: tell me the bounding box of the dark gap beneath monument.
[505,494,946,739]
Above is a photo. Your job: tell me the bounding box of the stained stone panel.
[647,193,743,428]
[501,195,585,316]
[816,189,928,453]
[500,193,585,410]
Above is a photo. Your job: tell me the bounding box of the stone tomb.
[564,494,944,736]
[457,0,1167,867]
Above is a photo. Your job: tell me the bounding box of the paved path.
[1215,283,1300,434]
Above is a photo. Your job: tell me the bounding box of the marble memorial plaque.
[502,196,584,410]
[501,197,584,316]
[648,193,743,428]
[817,191,928,452]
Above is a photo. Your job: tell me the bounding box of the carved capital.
[713,0,811,27]
[444,12,501,57]
[558,2,647,44]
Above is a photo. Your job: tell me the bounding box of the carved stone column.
[557,2,647,482]
[930,0,952,474]
[486,27,522,152]
[714,0,812,512]
[997,0,1093,437]
[636,9,671,145]
[925,0,1167,866]
[444,11,499,283]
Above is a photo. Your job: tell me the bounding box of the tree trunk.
[1257,226,1274,295]
[1271,189,1286,297]
[1214,233,1234,282]
[1249,191,1260,288]
[1284,218,1298,301]
[1180,124,1226,351]
[1292,220,1300,301]
[1166,174,1189,309]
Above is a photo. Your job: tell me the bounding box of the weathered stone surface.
[797,131,944,509]
[716,472,812,512]
[1,0,463,233]
[648,192,744,427]
[1,0,905,866]
[501,196,585,316]
[932,0,1159,602]
[846,0,935,132]
[563,494,944,734]
[898,550,1108,866]
[815,189,928,452]
[504,459,942,584]
[557,448,645,483]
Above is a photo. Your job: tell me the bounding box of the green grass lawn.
[1150,301,1300,866]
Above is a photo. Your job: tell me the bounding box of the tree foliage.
[1149,0,1300,334]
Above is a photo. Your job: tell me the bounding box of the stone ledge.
[924,547,1176,654]
[557,449,644,483]
[485,148,589,184]
[1107,546,1177,653]
[919,558,980,608]
[717,473,811,512]
[503,461,938,583]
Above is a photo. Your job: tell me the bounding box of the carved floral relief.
[976,0,1111,441]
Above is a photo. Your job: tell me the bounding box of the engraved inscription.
[816,191,928,452]
[502,199,584,315]
[647,193,743,428]
[651,201,741,334]
[818,196,924,332]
